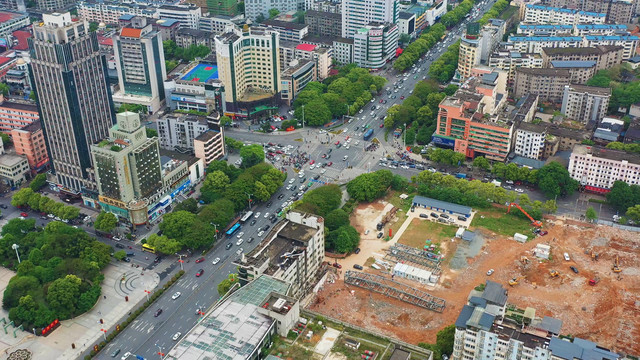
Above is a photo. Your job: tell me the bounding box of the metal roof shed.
[412,196,472,217]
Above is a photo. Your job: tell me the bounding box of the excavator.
[509,276,524,286]
[507,203,543,227]
[549,269,559,278]
[612,256,622,273]
[520,256,530,264]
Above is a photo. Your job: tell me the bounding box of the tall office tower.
[28,12,115,193]
[207,0,238,16]
[112,17,167,114]
[342,0,399,39]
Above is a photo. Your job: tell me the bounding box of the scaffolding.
[394,243,441,263]
[385,245,441,274]
[344,271,446,312]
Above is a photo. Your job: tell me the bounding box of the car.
[335,141,340,145]
[196,269,204,277]
[172,291,181,300]
[258,230,265,237]
[321,168,326,174]
[172,332,182,341]
[322,154,327,158]
[288,178,295,184]
[226,243,233,250]
[354,248,361,254]
[400,96,405,100]
[0,204,7,209]
[505,180,514,184]
[310,160,315,165]
[20,212,28,217]
[515,188,524,193]
[570,266,579,274]
[458,216,467,221]
[278,194,285,199]
[313,174,320,180]
[539,230,548,236]
[123,257,131,262]
[353,264,364,270]
[266,202,272,208]
[380,123,384,128]
[195,257,205,263]
[114,243,125,249]
[248,237,255,243]
[332,262,342,269]
[298,172,305,178]
[563,252,570,261]
[310,164,315,170]
[236,231,244,238]
[48,213,55,218]
[377,232,384,238]
[236,238,244,246]
[250,219,257,226]
[263,212,270,219]
[419,213,429,218]
[154,309,163,317]
[327,162,333,166]
[254,212,261,218]
[154,256,161,263]
[263,224,271,231]
[439,213,449,219]
[236,248,243,255]
[111,349,121,358]
[486,269,494,276]
[120,352,131,360]
[300,177,306,183]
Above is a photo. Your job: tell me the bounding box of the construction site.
[309,196,640,355]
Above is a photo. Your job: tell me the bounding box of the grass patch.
[398,218,458,248]
[342,327,390,346]
[294,138,303,142]
[272,344,314,358]
[588,198,607,204]
[470,207,534,237]
[499,5,518,20]
[332,334,389,360]
[388,210,408,238]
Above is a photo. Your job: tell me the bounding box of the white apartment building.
[0,10,29,37]
[157,112,210,151]
[523,4,605,25]
[516,24,573,37]
[198,15,241,34]
[488,50,543,85]
[561,84,610,124]
[342,0,399,39]
[574,24,629,36]
[508,36,583,54]
[584,35,640,60]
[77,1,159,25]
[568,145,640,191]
[234,211,325,298]
[516,23,631,37]
[157,4,201,30]
[245,0,305,21]
[333,38,354,65]
[353,22,399,70]
[514,122,547,160]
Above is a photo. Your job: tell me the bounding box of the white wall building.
[523,4,606,25]
[245,0,305,21]
[157,113,210,151]
[157,4,201,30]
[568,145,640,191]
[561,84,610,124]
[353,22,399,70]
[342,0,399,39]
[514,122,547,160]
[77,1,159,25]
[583,35,640,60]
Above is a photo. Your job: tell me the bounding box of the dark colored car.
[154,256,161,263]
[458,216,467,221]
[419,214,429,218]
[115,243,125,249]
[377,232,384,239]
[154,309,163,317]
[271,217,278,224]
[278,194,285,199]
[0,204,7,209]
[570,266,579,274]
[123,257,131,262]
[539,230,548,236]
[195,257,205,263]
[248,237,254,243]
[196,269,204,277]
[439,213,449,219]
[126,252,135,256]
[250,219,257,226]
[226,243,233,250]
[353,264,364,270]
[266,202,272,208]
[430,213,439,218]
[263,225,270,232]
[313,175,320,180]
[354,248,361,254]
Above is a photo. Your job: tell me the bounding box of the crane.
[507,203,542,227]
[612,256,622,273]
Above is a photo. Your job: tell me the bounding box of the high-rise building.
[215,25,281,109]
[0,0,26,12]
[245,0,304,21]
[342,0,399,39]
[353,22,399,70]
[207,0,238,16]
[91,112,163,222]
[458,20,505,80]
[561,84,611,124]
[112,18,167,114]
[11,121,50,173]
[36,0,73,11]
[28,12,115,194]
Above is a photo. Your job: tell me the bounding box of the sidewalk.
[2,261,160,359]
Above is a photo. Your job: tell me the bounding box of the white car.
[298,172,305,178]
[212,257,221,265]
[355,141,359,145]
[264,212,270,218]
[563,253,570,261]
[486,269,494,276]
[345,145,350,150]
[254,212,261,218]
[236,238,244,246]
[121,352,132,360]
[289,178,295,184]
[172,332,182,341]
[236,248,243,255]
[172,292,181,300]
[358,109,363,114]
[236,231,244,238]
[310,164,315,170]
[258,230,265,237]
[515,188,524,193]
[321,168,326,174]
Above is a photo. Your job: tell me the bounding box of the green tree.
[219,115,232,127]
[0,132,11,146]
[159,211,197,241]
[146,128,158,138]
[268,8,280,18]
[89,22,99,32]
[625,204,640,223]
[329,225,360,253]
[173,198,199,213]
[225,137,244,150]
[399,33,411,44]
[113,250,127,261]
[606,181,640,212]
[536,162,579,198]
[473,156,490,171]
[297,184,343,216]
[217,273,238,296]
[542,200,558,214]
[94,211,117,233]
[0,83,10,96]
[11,188,34,207]
[325,209,350,231]
[47,275,81,316]
[146,234,182,255]
[585,207,598,222]
[198,199,235,229]
[436,325,455,357]
[239,144,265,168]
[346,170,393,202]
[118,103,146,114]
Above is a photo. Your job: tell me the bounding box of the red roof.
[12,31,31,51]
[98,35,113,46]
[120,28,142,38]
[296,43,317,52]
[0,57,12,66]
[0,12,19,23]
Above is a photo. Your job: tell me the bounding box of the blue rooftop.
[519,24,572,29]
[576,24,627,30]
[585,35,639,40]
[551,60,597,68]
[548,337,620,360]
[509,36,582,42]
[157,18,179,26]
[627,55,640,63]
[119,14,135,20]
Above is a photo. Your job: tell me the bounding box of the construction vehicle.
[589,277,600,286]
[507,203,542,227]
[509,276,524,286]
[520,256,530,264]
[585,249,599,261]
[549,269,559,278]
[612,256,622,273]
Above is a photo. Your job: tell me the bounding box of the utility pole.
[301,105,305,128]
[177,254,184,270]
[244,193,253,210]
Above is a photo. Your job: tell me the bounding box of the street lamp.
[403,123,407,149]
[144,289,151,301]
[301,105,305,128]
[155,344,164,360]
[244,193,253,210]
[100,329,107,341]
[11,244,20,263]
[211,223,219,240]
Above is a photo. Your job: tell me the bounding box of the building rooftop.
[572,144,640,163]
[509,36,583,42]
[399,11,414,20]
[481,280,508,306]
[119,14,135,20]
[282,59,314,77]
[511,155,546,169]
[491,320,551,352]
[412,195,473,215]
[155,18,180,27]
[177,28,211,38]
[538,316,563,335]
[263,19,308,30]
[296,43,317,52]
[166,275,289,360]
[576,24,628,30]
[542,45,623,56]
[305,9,341,19]
[0,10,27,23]
[0,154,27,168]
[567,84,611,96]
[194,129,220,142]
[585,35,639,41]
[518,121,547,133]
[548,337,619,360]
[516,67,570,76]
[519,24,573,30]
[627,55,640,63]
[546,125,591,141]
[159,148,201,167]
[11,30,31,51]
[303,34,353,45]
[526,4,605,17]
[16,120,42,133]
[550,60,596,68]
[0,99,37,112]
[389,349,411,360]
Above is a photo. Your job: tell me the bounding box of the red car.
[310,160,315,165]
[379,99,384,103]
[195,257,205,263]
[332,262,342,269]
[379,123,384,128]
[335,141,340,145]
[20,212,28,217]
[539,230,548,236]
[321,154,327,158]
[327,162,333,166]
[276,150,283,154]
[346,136,350,140]
[196,269,204,277]
[400,96,405,100]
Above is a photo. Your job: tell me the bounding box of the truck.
[455,173,467,179]
[363,129,374,141]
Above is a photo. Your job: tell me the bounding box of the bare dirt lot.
[310,200,640,354]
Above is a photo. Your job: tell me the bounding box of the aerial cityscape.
[0,0,639,358]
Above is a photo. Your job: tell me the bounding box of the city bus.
[142,243,156,254]
[240,211,253,223]
[226,222,241,237]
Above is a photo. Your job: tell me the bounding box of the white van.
[343,155,348,161]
